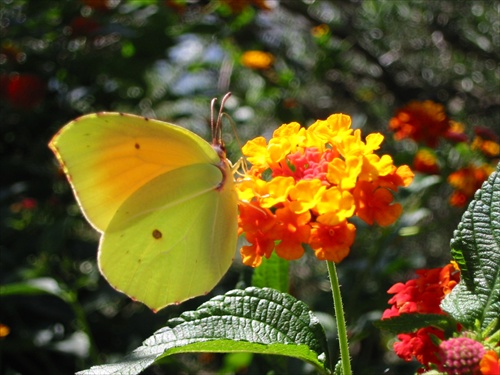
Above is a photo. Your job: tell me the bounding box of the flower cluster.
[438,337,486,374]
[236,114,414,267]
[382,262,461,368]
[389,100,499,207]
[448,164,496,207]
[382,262,500,373]
[389,100,456,147]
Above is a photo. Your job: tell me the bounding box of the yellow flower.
[260,177,295,208]
[241,136,270,170]
[359,154,395,181]
[327,155,363,190]
[306,114,353,150]
[316,188,355,226]
[288,179,326,214]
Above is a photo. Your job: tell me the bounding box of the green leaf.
[375,314,457,335]
[77,287,330,375]
[251,251,289,292]
[441,162,500,330]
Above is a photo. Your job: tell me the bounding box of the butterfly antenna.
[210,96,218,144]
[214,92,232,143]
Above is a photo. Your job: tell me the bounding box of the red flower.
[80,0,111,11]
[382,263,461,369]
[5,74,45,110]
[394,327,445,366]
[70,16,100,36]
[221,0,273,12]
[389,100,451,147]
[383,263,460,319]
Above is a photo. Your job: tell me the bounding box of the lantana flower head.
[389,100,452,147]
[448,164,495,207]
[236,114,414,267]
[382,262,461,370]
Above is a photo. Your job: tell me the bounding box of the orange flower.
[0,323,10,339]
[238,202,277,267]
[448,164,494,207]
[449,190,468,208]
[311,24,330,39]
[274,206,311,260]
[471,137,500,158]
[480,350,500,375]
[241,51,274,70]
[378,164,415,191]
[444,120,469,143]
[389,100,450,147]
[236,114,413,267]
[352,181,403,226]
[309,222,356,263]
[413,149,440,174]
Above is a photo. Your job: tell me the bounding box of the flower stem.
[326,261,352,375]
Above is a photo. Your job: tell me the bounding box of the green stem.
[64,290,100,365]
[326,261,352,375]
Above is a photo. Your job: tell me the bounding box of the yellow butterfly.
[49,94,238,311]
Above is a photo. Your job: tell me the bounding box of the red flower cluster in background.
[382,263,500,373]
[382,263,461,370]
[389,100,499,207]
[389,100,453,148]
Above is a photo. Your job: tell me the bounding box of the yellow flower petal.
[327,155,363,189]
[288,179,326,214]
[316,188,355,225]
[260,176,295,207]
[242,136,269,168]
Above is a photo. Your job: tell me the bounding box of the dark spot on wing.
[135,142,140,149]
[152,229,162,239]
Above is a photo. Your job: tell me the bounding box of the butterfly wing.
[49,112,238,311]
[49,112,219,232]
[100,162,237,310]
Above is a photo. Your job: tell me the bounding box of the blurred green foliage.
[0,0,498,374]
